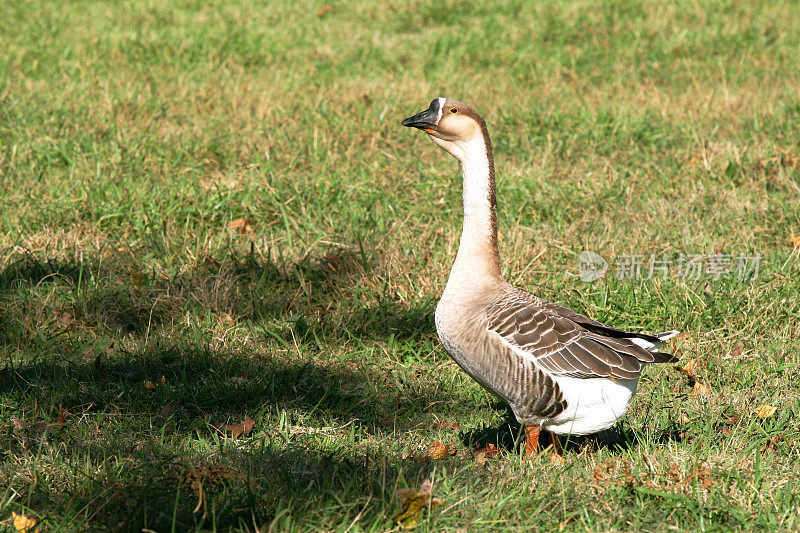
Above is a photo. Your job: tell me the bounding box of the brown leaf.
[218,415,255,438]
[728,341,744,358]
[316,4,336,17]
[58,404,68,431]
[394,479,445,529]
[424,440,456,460]
[144,376,166,390]
[60,311,78,328]
[725,415,741,425]
[11,512,39,532]
[685,465,714,490]
[790,231,800,250]
[592,458,632,486]
[761,434,783,453]
[473,450,487,467]
[668,463,683,483]
[432,420,460,430]
[475,443,501,458]
[227,218,253,234]
[754,404,777,419]
[691,382,713,396]
[677,359,698,379]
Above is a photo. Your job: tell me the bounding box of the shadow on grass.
[0,343,460,529]
[0,249,435,339]
[0,250,448,529]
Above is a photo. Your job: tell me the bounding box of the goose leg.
[524,426,540,456]
[548,431,565,465]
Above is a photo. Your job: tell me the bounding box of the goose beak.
[401,99,440,132]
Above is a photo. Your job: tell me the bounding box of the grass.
[1,0,800,530]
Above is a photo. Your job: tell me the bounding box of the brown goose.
[401,98,678,457]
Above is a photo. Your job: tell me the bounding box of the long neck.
[449,132,501,284]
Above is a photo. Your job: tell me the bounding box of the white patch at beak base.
[436,97,446,125]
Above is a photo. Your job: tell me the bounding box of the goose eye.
[450,107,458,114]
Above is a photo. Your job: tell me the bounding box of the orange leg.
[524,426,540,456]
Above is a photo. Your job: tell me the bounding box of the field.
[2,0,800,530]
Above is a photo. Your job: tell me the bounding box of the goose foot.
[524,426,540,456]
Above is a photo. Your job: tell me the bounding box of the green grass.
[1,0,800,530]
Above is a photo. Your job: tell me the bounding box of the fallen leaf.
[728,341,744,358]
[592,458,632,486]
[473,443,501,466]
[685,465,714,490]
[678,359,698,378]
[218,415,255,438]
[57,404,68,431]
[790,232,800,249]
[761,433,783,453]
[60,311,77,328]
[144,376,166,390]
[432,420,460,430]
[475,443,501,457]
[668,463,683,483]
[11,512,39,532]
[424,440,456,460]
[691,382,713,396]
[473,450,487,467]
[717,414,740,436]
[394,479,445,529]
[227,218,253,234]
[755,404,777,419]
[316,4,336,17]
[549,454,565,466]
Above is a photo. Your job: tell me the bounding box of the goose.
[401,98,679,458]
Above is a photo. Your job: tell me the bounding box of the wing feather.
[486,288,676,379]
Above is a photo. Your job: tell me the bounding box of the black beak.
[401,99,440,130]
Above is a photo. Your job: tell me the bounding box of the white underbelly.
[543,375,639,435]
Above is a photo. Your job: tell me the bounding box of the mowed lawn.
[2,0,800,530]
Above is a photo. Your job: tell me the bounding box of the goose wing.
[485,290,676,380]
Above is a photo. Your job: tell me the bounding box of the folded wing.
[485,289,677,380]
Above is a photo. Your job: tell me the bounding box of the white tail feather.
[628,330,680,353]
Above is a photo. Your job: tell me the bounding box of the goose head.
[402,97,489,162]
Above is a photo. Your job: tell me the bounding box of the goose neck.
[449,135,501,284]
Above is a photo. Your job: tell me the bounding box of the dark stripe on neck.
[477,116,500,268]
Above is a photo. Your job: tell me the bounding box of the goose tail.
[628,330,680,354]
